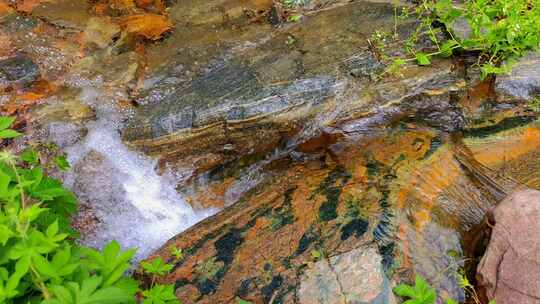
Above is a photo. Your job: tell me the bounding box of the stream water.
[48,87,218,259]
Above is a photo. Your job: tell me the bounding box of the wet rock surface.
[298,246,396,304]
[477,189,540,304]
[144,117,539,303]
[0,55,40,88]
[495,52,540,101]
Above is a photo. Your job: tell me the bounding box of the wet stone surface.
[298,246,396,304]
[495,51,540,101]
[0,55,40,88]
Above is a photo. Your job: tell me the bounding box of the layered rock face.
[121,0,540,303]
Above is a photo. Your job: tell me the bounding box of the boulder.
[477,189,540,304]
[495,52,540,101]
[298,246,396,304]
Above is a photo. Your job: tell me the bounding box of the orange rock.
[118,13,172,40]
[110,0,136,10]
[14,0,43,13]
[0,0,13,17]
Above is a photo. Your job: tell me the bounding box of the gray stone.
[477,189,540,304]
[0,55,40,88]
[451,17,472,41]
[298,246,396,304]
[0,14,38,33]
[495,52,540,101]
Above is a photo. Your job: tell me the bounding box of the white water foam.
[50,88,217,259]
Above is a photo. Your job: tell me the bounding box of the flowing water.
[48,87,218,259]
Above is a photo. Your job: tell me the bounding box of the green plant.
[310,249,324,261]
[140,258,178,304]
[0,117,179,303]
[287,14,302,22]
[236,297,253,304]
[141,258,173,277]
[283,0,305,8]
[393,275,437,304]
[0,117,21,139]
[394,274,496,304]
[392,0,540,78]
[169,246,183,262]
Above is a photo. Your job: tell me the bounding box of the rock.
[298,246,396,304]
[141,118,540,303]
[83,17,121,49]
[0,55,40,88]
[123,0,462,179]
[477,189,540,304]
[0,14,38,33]
[450,17,472,41]
[33,87,95,125]
[495,52,540,101]
[31,0,92,30]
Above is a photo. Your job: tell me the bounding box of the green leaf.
[0,129,21,139]
[415,53,431,65]
[236,297,253,304]
[141,258,173,276]
[50,285,73,303]
[142,284,178,304]
[440,40,459,57]
[53,155,70,171]
[21,149,39,165]
[0,225,13,246]
[32,254,59,279]
[0,117,15,131]
[393,284,416,298]
[46,220,60,238]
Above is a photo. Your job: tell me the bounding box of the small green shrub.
[394,274,496,304]
[393,0,540,78]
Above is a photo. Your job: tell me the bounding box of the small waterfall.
[49,88,218,259]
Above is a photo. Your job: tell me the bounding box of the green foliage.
[53,155,70,172]
[393,0,540,77]
[0,117,179,303]
[169,246,183,262]
[310,249,324,261]
[141,284,177,304]
[283,0,305,8]
[139,258,178,304]
[0,117,21,139]
[393,275,437,304]
[236,297,253,304]
[394,274,496,304]
[141,258,173,276]
[287,14,302,22]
